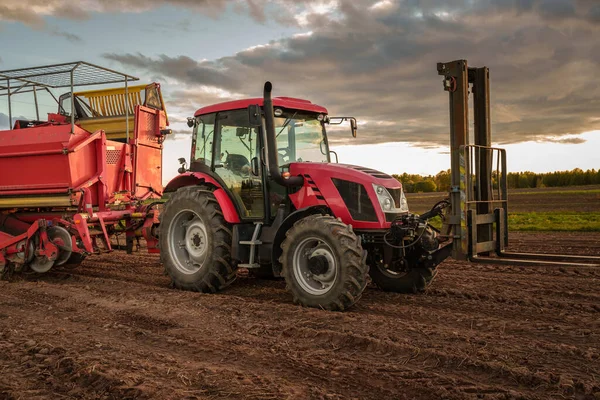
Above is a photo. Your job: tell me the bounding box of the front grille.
[358,231,386,245]
[332,178,377,222]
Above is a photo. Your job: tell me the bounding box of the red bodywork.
[164,172,241,224]
[0,105,167,270]
[288,163,401,229]
[165,164,401,229]
[194,97,328,117]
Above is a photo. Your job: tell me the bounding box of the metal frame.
[0,61,138,136]
[438,59,600,268]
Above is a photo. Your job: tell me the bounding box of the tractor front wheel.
[160,186,236,293]
[280,215,368,311]
[369,259,437,293]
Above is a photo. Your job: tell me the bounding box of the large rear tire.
[280,214,368,311]
[369,260,437,293]
[159,186,236,293]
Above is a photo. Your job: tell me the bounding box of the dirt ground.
[1,232,599,400]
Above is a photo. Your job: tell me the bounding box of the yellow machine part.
[0,196,74,209]
[77,115,136,141]
[75,84,146,117]
[73,83,168,141]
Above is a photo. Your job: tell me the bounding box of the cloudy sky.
[1,0,599,180]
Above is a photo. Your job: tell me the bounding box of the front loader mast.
[437,59,600,267]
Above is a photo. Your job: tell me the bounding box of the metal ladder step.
[239,240,262,245]
[238,223,262,269]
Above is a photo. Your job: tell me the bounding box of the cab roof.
[194,96,328,117]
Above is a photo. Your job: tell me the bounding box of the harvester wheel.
[280,214,368,311]
[160,186,236,293]
[61,253,87,269]
[369,261,437,294]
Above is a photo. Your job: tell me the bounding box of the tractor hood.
[287,162,406,229]
[289,162,401,189]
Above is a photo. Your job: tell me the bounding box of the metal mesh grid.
[0,61,138,90]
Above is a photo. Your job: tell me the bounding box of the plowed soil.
[1,232,599,400]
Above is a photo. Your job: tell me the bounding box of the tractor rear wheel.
[280,214,368,311]
[369,260,437,293]
[160,186,236,293]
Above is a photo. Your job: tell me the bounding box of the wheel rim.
[48,226,73,266]
[376,261,410,279]
[292,237,338,296]
[168,209,209,275]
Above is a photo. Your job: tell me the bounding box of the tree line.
[393,168,600,193]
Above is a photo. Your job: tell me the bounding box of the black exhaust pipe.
[263,81,303,187]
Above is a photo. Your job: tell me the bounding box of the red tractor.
[161,82,452,310]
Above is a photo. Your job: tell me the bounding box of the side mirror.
[178,158,187,174]
[236,127,250,137]
[247,104,262,127]
[187,117,195,128]
[350,118,357,138]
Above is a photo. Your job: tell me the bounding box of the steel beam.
[437,60,469,260]
[471,67,493,251]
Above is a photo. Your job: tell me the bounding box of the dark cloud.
[538,136,587,144]
[95,0,600,147]
[0,0,323,26]
[48,27,83,43]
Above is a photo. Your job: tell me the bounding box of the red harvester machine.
[0,62,170,274]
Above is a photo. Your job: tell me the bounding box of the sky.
[0,0,599,182]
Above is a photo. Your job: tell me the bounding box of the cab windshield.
[274,112,329,164]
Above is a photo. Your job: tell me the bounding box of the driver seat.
[226,153,250,174]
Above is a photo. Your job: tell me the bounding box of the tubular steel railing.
[459,144,600,267]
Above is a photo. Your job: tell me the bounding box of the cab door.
[213,110,265,219]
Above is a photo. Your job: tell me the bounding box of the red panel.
[133,105,164,198]
[195,97,328,117]
[288,163,403,230]
[0,124,96,195]
[163,172,241,223]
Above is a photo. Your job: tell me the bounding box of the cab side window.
[192,113,216,166]
[214,110,264,219]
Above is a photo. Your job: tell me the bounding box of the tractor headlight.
[373,184,395,212]
[399,189,409,212]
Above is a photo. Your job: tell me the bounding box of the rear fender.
[163,172,240,224]
[271,205,330,275]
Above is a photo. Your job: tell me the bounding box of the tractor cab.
[184,97,342,221]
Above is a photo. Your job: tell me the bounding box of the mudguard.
[163,172,241,224]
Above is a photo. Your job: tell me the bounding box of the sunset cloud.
[3,0,599,147]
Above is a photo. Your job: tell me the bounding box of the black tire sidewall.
[281,215,367,310]
[159,187,232,290]
[369,261,434,293]
[284,227,349,307]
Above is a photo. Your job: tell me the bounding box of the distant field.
[406,185,600,231]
